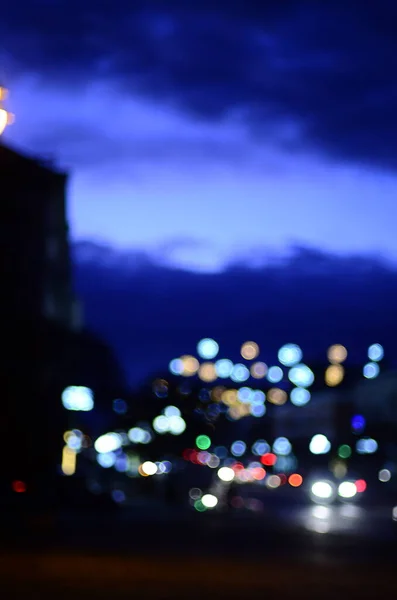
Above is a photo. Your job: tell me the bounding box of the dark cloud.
[3,1,397,169]
[26,123,255,169]
[72,240,397,386]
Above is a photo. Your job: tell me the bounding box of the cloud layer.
[3,1,397,169]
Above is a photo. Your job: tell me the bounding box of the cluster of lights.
[152,406,186,435]
[310,479,366,504]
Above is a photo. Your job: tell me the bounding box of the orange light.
[288,473,303,487]
[12,480,27,493]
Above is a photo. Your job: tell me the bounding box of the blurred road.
[1,498,396,598]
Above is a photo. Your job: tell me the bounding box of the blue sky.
[2,1,397,272]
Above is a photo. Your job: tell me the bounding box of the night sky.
[2,1,397,383]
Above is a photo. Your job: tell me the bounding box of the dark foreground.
[2,504,397,599]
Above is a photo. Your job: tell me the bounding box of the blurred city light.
[217,467,235,482]
[230,363,250,382]
[201,494,218,508]
[327,344,348,364]
[273,437,292,456]
[196,435,211,450]
[356,437,378,454]
[62,386,94,411]
[198,362,217,382]
[180,355,200,376]
[325,364,344,387]
[197,338,219,360]
[61,446,76,476]
[278,344,303,367]
[368,343,384,362]
[169,358,184,375]
[288,473,303,487]
[250,361,268,378]
[378,469,391,482]
[355,479,367,493]
[309,434,331,455]
[95,432,122,453]
[338,481,357,499]
[164,405,181,418]
[363,362,380,379]
[290,387,311,406]
[267,366,283,383]
[288,364,314,387]
[267,387,287,405]
[311,481,334,501]
[338,444,352,459]
[153,416,169,434]
[141,461,157,476]
[351,415,366,433]
[215,359,234,378]
[241,341,259,360]
[231,440,246,457]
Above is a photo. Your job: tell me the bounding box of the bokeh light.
[327,344,348,364]
[267,366,283,383]
[338,444,352,459]
[356,438,378,454]
[169,358,184,375]
[231,440,246,457]
[309,434,331,455]
[325,364,344,387]
[311,481,334,500]
[250,361,268,378]
[289,473,303,487]
[141,461,157,476]
[199,362,217,382]
[201,494,218,508]
[368,343,384,362]
[181,355,200,376]
[379,469,391,482]
[338,481,357,499]
[230,363,250,382]
[197,338,219,360]
[215,359,234,378]
[196,435,211,450]
[267,388,288,406]
[288,364,314,387]
[95,432,122,454]
[273,437,292,456]
[363,362,380,379]
[62,386,94,411]
[217,467,235,482]
[241,341,259,360]
[290,387,311,407]
[351,415,366,433]
[278,344,303,367]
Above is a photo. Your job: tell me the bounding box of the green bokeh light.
[338,444,352,459]
[196,435,211,450]
[194,499,206,512]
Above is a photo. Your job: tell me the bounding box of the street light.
[0,87,14,135]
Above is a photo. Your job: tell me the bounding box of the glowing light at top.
[197,338,219,360]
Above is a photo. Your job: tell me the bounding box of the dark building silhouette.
[0,143,125,508]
